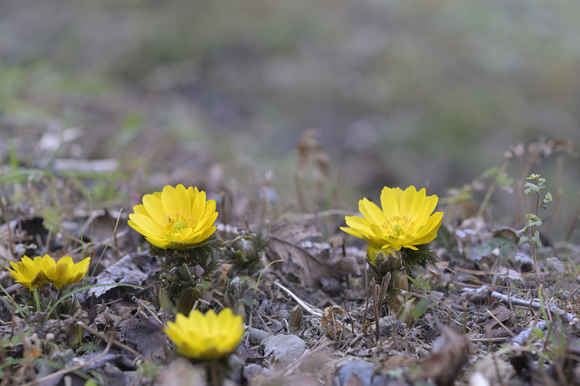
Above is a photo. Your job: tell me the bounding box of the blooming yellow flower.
[341,186,443,253]
[164,308,244,361]
[128,184,218,250]
[38,256,91,289]
[7,255,90,290]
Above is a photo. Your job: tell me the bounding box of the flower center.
[172,219,187,232]
[161,212,196,234]
[383,216,415,237]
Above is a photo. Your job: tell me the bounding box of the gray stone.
[261,334,306,364]
[244,363,267,379]
[338,360,375,386]
[249,328,271,345]
[379,316,393,336]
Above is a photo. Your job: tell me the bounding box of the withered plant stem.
[372,274,390,341]
[532,190,542,278]
[210,362,218,386]
[477,160,509,218]
[544,155,564,235]
[42,227,53,255]
[294,172,309,213]
[132,296,164,326]
[565,191,580,242]
[487,328,508,386]
[331,145,349,211]
[566,266,580,306]
[1,198,13,247]
[109,209,123,260]
[485,309,515,338]
[506,278,514,314]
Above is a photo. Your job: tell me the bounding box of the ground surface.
[2,1,580,384]
[1,133,580,385]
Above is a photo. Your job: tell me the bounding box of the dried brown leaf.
[268,224,359,286]
[420,327,469,386]
[481,305,513,330]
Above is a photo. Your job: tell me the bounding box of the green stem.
[532,190,541,277]
[254,259,283,294]
[477,160,509,217]
[33,288,41,313]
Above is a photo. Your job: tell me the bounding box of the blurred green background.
[1,0,579,221]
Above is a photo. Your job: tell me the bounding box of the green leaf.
[470,244,491,261]
[524,182,539,193]
[499,243,517,259]
[411,299,430,318]
[529,237,541,248]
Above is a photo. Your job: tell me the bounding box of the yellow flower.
[37,256,91,289]
[128,184,218,250]
[341,186,443,253]
[164,308,244,361]
[7,255,90,290]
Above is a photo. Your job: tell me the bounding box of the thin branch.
[77,321,147,360]
[272,281,322,317]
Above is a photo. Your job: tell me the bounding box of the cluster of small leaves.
[150,234,224,314]
[401,244,439,271]
[16,284,82,319]
[518,174,553,248]
[150,234,224,276]
[224,232,270,270]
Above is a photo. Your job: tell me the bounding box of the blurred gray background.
[1,0,579,223]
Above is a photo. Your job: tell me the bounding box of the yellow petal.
[174,184,191,213]
[143,194,167,224]
[359,198,386,224]
[129,213,162,235]
[399,186,417,216]
[161,185,181,215]
[191,189,206,218]
[414,195,438,226]
[380,187,400,217]
[408,188,426,218]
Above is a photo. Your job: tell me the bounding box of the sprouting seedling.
[254,259,283,294]
[517,174,552,277]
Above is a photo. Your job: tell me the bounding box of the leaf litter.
[1,134,580,386]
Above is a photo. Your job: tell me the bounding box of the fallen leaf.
[420,327,469,386]
[480,305,514,330]
[268,224,359,286]
[85,252,152,304]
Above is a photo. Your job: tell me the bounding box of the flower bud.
[158,287,177,314]
[178,264,193,282]
[288,305,303,332]
[392,271,409,292]
[232,236,257,266]
[395,298,416,325]
[233,299,246,321]
[378,253,402,275]
[388,288,405,314]
[367,245,403,279]
[176,286,203,315]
